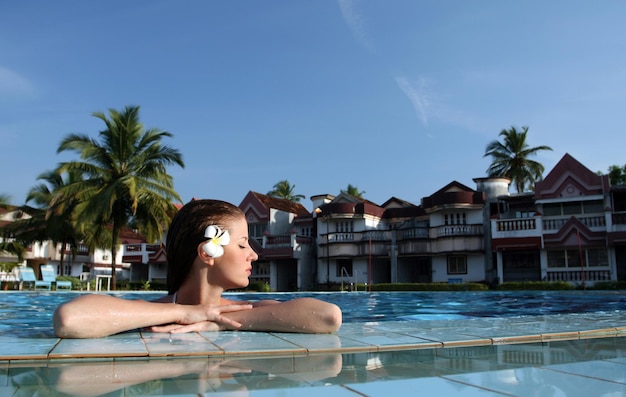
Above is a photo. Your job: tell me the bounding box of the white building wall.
[466,209,483,224]
[431,254,484,283]
[269,209,294,235]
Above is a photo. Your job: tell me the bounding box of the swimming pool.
[1,290,624,337]
[1,290,625,396]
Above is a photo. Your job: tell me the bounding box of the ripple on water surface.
[1,290,625,337]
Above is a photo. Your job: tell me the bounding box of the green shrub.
[55,276,80,290]
[495,281,574,291]
[590,281,626,290]
[246,281,272,292]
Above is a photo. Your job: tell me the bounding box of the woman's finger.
[147,324,184,333]
[215,304,253,313]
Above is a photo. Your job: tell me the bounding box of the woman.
[53,199,342,338]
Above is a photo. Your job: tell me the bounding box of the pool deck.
[2,312,626,396]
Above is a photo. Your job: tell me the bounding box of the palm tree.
[341,184,365,199]
[606,165,626,186]
[484,126,553,193]
[56,105,185,289]
[21,169,85,275]
[267,180,305,202]
[0,194,26,262]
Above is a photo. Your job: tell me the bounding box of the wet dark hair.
[166,199,244,294]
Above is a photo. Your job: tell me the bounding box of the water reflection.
[7,338,624,396]
[10,353,343,396]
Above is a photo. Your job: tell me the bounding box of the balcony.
[492,217,541,239]
[322,225,483,257]
[322,231,390,257]
[121,244,161,263]
[256,233,313,259]
[545,269,611,283]
[543,215,606,232]
[431,224,483,238]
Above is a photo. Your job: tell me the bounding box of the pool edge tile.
[541,331,580,342]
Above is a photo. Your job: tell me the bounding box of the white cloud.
[395,76,432,126]
[337,0,374,52]
[0,66,36,100]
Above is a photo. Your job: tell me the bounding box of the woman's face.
[213,216,258,289]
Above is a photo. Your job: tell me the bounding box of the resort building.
[313,154,625,288]
[239,191,315,291]
[2,153,625,289]
[0,206,145,287]
[491,153,626,286]
[313,181,492,288]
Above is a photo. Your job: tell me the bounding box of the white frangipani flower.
[202,225,230,258]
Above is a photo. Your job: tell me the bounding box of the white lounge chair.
[18,267,37,290]
[36,265,54,290]
[39,265,72,291]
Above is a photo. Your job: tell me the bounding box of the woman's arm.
[53,294,251,338]
[170,297,342,334]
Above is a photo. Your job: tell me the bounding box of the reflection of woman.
[39,353,343,396]
[54,199,342,338]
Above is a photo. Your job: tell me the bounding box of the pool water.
[1,290,624,338]
[1,290,625,396]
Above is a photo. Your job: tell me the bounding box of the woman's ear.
[197,243,215,264]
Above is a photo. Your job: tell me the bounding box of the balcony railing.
[496,218,536,232]
[432,224,483,238]
[265,235,291,248]
[397,227,429,240]
[545,269,610,283]
[325,226,480,245]
[123,244,160,255]
[543,215,606,231]
[259,234,313,250]
[327,230,394,243]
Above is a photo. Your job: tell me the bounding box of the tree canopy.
[341,184,365,198]
[55,105,185,288]
[484,126,552,193]
[267,180,305,203]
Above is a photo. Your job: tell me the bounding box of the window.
[562,202,581,215]
[586,248,609,267]
[547,248,609,268]
[335,221,353,232]
[543,200,603,216]
[543,204,561,216]
[444,212,467,225]
[565,249,581,268]
[515,211,534,218]
[447,255,467,274]
[547,250,566,268]
[248,223,267,238]
[336,259,353,277]
[583,201,604,214]
[504,251,537,269]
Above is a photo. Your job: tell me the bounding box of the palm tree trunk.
[59,239,67,275]
[110,223,119,290]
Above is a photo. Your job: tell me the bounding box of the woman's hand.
[146,303,253,333]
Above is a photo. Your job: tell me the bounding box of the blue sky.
[1,1,625,209]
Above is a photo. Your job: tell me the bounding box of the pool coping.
[2,311,625,362]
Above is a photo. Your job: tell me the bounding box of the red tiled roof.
[250,191,311,217]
